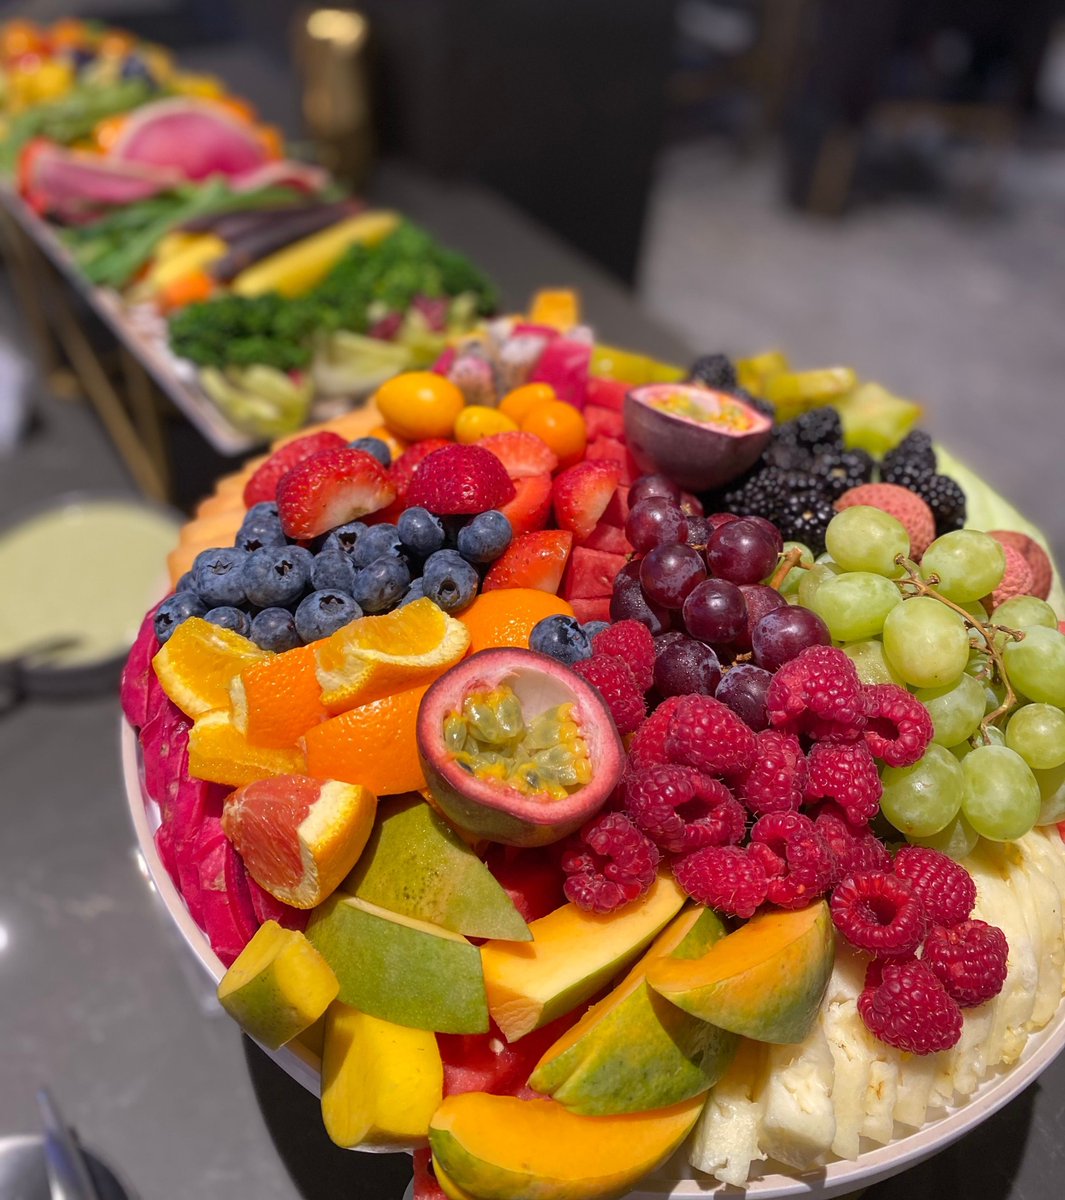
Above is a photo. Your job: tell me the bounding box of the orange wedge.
[314,597,470,714]
[222,775,376,908]
[232,645,329,748]
[303,683,429,796]
[458,589,575,656]
[189,709,305,787]
[153,617,272,718]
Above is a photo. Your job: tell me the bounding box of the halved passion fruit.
[417,648,624,848]
[624,383,773,491]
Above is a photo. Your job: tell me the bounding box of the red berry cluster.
[832,845,1008,1054]
[568,620,656,737]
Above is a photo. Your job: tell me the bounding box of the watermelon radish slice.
[110,98,268,182]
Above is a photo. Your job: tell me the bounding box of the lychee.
[988,543,1035,610]
[988,530,1053,602]
[836,483,936,558]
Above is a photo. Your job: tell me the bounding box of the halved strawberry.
[569,597,612,624]
[482,530,573,593]
[500,473,553,535]
[276,448,395,538]
[584,405,626,441]
[577,519,631,555]
[242,431,347,507]
[480,430,558,479]
[586,437,636,485]
[405,444,516,515]
[562,546,627,601]
[552,460,622,540]
[585,377,627,412]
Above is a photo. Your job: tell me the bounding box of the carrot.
[158,268,217,312]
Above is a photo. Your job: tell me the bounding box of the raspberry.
[767,646,866,740]
[810,802,891,877]
[673,845,768,918]
[863,684,934,767]
[591,620,656,693]
[625,765,745,854]
[892,845,976,927]
[627,696,685,771]
[734,729,806,816]
[572,655,646,736]
[857,959,963,1054]
[665,694,758,777]
[830,871,928,957]
[921,919,1009,1007]
[561,812,660,914]
[804,741,882,825]
[748,812,837,909]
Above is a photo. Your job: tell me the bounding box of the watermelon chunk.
[483,844,565,923]
[602,485,631,527]
[562,547,627,601]
[438,1009,582,1098]
[585,376,628,412]
[577,520,631,555]
[530,337,591,409]
[569,597,613,624]
[413,1150,448,1200]
[586,437,637,485]
[584,405,626,441]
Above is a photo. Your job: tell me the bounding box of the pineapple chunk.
[893,1050,943,1128]
[860,1055,898,1145]
[689,1040,768,1187]
[760,1026,837,1170]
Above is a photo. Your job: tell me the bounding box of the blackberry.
[881,457,935,492]
[764,440,814,471]
[883,429,936,476]
[811,449,875,498]
[777,493,836,555]
[794,408,843,451]
[914,473,967,536]
[735,386,776,421]
[722,467,789,522]
[689,353,738,391]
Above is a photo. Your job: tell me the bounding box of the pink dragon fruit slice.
[246,875,309,932]
[154,824,179,888]
[120,607,160,729]
[21,142,181,218]
[530,336,592,409]
[229,159,329,194]
[198,833,259,965]
[110,98,268,182]
[141,702,190,806]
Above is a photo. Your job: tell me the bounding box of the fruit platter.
[120,303,1065,1200]
[0,17,495,444]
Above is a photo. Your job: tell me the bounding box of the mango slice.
[647,900,835,1044]
[429,1092,706,1200]
[217,920,339,1050]
[321,1003,443,1148]
[480,871,686,1043]
[530,906,737,1114]
[307,894,488,1034]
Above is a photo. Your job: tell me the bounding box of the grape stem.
[768,547,807,591]
[892,555,1025,738]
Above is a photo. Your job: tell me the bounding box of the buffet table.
[1,171,1062,1200]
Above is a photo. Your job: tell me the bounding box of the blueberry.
[191,546,248,607]
[175,571,195,593]
[582,620,610,640]
[153,591,206,644]
[397,507,446,557]
[311,549,356,594]
[457,510,513,563]
[120,53,156,85]
[242,544,313,608]
[352,523,402,568]
[422,550,479,614]
[352,556,411,614]
[204,606,252,637]
[321,521,367,558]
[529,615,594,665]
[236,502,286,553]
[250,607,301,652]
[398,578,427,607]
[349,436,392,468]
[295,590,361,641]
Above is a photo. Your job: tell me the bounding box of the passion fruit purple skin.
[417,647,624,848]
[624,384,773,492]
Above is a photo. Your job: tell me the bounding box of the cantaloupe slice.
[429,1092,705,1200]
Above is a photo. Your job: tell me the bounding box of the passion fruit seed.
[445,686,592,801]
[647,390,759,432]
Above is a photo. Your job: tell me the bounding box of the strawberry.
[552,460,622,540]
[584,376,627,412]
[276,448,395,538]
[405,444,516,515]
[569,597,612,624]
[586,437,636,485]
[562,547,627,600]
[242,431,347,507]
[500,473,553,535]
[482,530,573,593]
[577,519,631,555]
[378,437,451,520]
[584,405,626,441]
[480,430,558,479]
